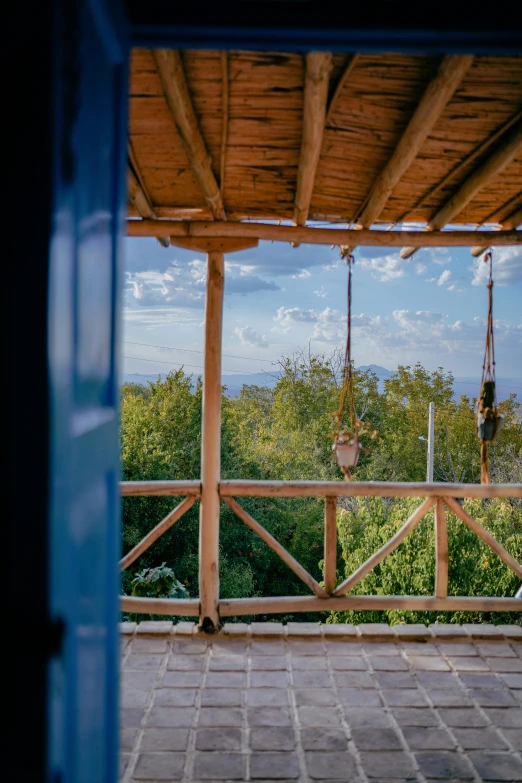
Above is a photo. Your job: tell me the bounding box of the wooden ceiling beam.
[401,118,522,258]
[399,110,522,224]
[470,207,522,257]
[127,145,170,247]
[220,52,229,198]
[342,54,473,255]
[293,52,333,227]
[127,219,520,248]
[153,49,226,220]
[325,54,358,126]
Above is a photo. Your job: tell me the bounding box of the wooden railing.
[120,480,522,619]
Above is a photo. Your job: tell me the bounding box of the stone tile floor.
[120,624,522,782]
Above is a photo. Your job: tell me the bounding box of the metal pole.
[199,251,224,631]
[427,402,435,483]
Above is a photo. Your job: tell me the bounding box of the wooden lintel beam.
[127,219,520,248]
[343,55,473,255]
[470,206,522,257]
[294,53,333,227]
[127,150,170,248]
[170,237,259,254]
[401,118,522,259]
[153,49,225,221]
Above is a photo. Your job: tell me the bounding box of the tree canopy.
[120,351,521,624]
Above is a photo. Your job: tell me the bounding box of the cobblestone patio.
[120,623,522,782]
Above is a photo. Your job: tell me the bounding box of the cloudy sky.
[122,236,522,382]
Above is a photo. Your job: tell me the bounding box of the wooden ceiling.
[128,50,522,250]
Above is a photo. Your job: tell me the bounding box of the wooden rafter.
[220,52,229,199]
[400,110,522,224]
[401,118,522,258]
[325,54,358,126]
[153,49,226,220]
[127,143,170,248]
[470,206,522,257]
[481,193,522,227]
[342,55,473,254]
[293,52,333,227]
[127,219,520,248]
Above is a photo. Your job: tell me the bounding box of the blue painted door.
[47,2,128,782]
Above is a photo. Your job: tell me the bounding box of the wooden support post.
[324,496,337,593]
[199,250,225,631]
[434,499,448,598]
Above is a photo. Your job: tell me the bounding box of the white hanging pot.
[333,438,360,470]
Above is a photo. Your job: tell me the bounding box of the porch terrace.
[120,621,522,783]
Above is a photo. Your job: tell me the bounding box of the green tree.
[330,496,521,626]
[120,354,521,625]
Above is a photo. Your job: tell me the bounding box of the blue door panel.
[47,2,128,782]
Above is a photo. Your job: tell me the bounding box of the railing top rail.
[219,480,522,499]
[121,480,201,497]
[119,479,522,499]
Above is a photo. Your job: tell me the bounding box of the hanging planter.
[477,379,502,442]
[331,255,378,481]
[476,251,502,484]
[333,434,361,471]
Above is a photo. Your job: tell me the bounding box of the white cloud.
[357,253,409,282]
[292,269,311,279]
[470,247,522,287]
[123,307,200,328]
[313,286,327,298]
[416,263,427,275]
[126,258,280,312]
[430,248,452,266]
[437,269,452,286]
[313,310,382,344]
[272,306,318,332]
[312,308,345,342]
[233,326,268,348]
[447,284,466,293]
[322,259,343,271]
[425,277,437,283]
[393,310,446,329]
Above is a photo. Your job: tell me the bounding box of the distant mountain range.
[121,365,521,402]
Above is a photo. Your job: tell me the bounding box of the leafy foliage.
[330,496,521,626]
[119,352,521,624]
[123,562,189,622]
[131,562,189,600]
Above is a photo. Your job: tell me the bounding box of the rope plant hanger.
[331,254,378,480]
[477,250,502,484]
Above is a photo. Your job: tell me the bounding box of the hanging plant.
[331,254,378,480]
[477,251,502,484]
